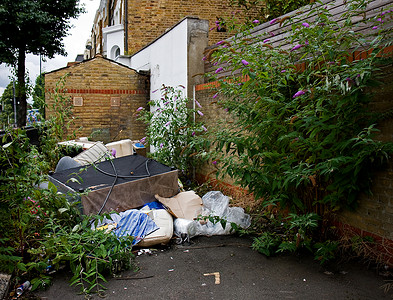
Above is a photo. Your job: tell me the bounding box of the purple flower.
[164,101,170,105]
[224,108,229,112]
[293,90,306,98]
[140,137,146,144]
[377,18,383,22]
[111,148,117,157]
[263,39,270,43]
[290,44,303,52]
[215,67,224,74]
[197,110,204,116]
[345,77,352,82]
[195,99,202,108]
[160,143,164,149]
[302,22,310,28]
[202,125,207,131]
[269,18,278,25]
[192,131,196,136]
[305,40,309,46]
[202,56,207,61]
[281,70,286,73]
[253,20,259,24]
[372,26,378,30]
[241,59,249,66]
[165,121,171,127]
[269,32,275,36]
[136,106,143,112]
[328,61,335,65]
[152,89,159,93]
[212,160,217,165]
[213,62,219,66]
[217,40,224,45]
[213,93,218,99]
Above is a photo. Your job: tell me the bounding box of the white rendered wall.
[103,24,124,59]
[128,19,189,101]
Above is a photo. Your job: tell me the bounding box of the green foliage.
[0,76,133,296]
[27,214,134,294]
[251,212,333,262]
[206,0,393,214]
[32,73,46,118]
[39,74,78,170]
[0,0,83,127]
[137,85,207,178]
[252,232,281,256]
[314,240,339,265]
[0,82,15,128]
[0,1,83,64]
[197,214,241,234]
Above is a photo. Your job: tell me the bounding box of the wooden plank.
[205,0,393,76]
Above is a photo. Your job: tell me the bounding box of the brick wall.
[337,67,393,251]
[126,0,261,55]
[45,55,149,143]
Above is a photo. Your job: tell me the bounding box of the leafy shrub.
[206,0,393,214]
[251,213,325,259]
[136,85,208,179]
[0,78,134,296]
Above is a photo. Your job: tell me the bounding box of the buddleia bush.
[206,0,393,214]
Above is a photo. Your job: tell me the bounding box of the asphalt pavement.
[35,235,392,300]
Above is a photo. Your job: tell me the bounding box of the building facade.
[87,0,258,60]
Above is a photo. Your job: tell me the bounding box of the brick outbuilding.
[45,55,149,143]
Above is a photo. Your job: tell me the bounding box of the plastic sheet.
[194,191,251,236]
[93,209,159,245]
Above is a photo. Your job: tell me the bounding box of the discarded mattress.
[73,141,113,165]
[49,154,178,214]
[139,208,174,247]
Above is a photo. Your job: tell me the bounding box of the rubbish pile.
[49,137,251,247]
[91,190,251,246]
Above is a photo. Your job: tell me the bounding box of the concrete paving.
[35,235,392,300]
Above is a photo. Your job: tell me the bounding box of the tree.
[0,1,83,127]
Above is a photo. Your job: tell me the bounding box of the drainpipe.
[192,84,196,180]
[193,85,196,123]
[124,0,128,54]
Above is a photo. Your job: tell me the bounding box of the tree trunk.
[16,45,27,128]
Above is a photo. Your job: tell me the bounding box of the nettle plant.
[206,0,393,214]
[137,85,207,179]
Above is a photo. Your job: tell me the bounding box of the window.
[111,45,121,59]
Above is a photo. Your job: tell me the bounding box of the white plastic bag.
[194,191,251,236]
[173,218,198,238]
